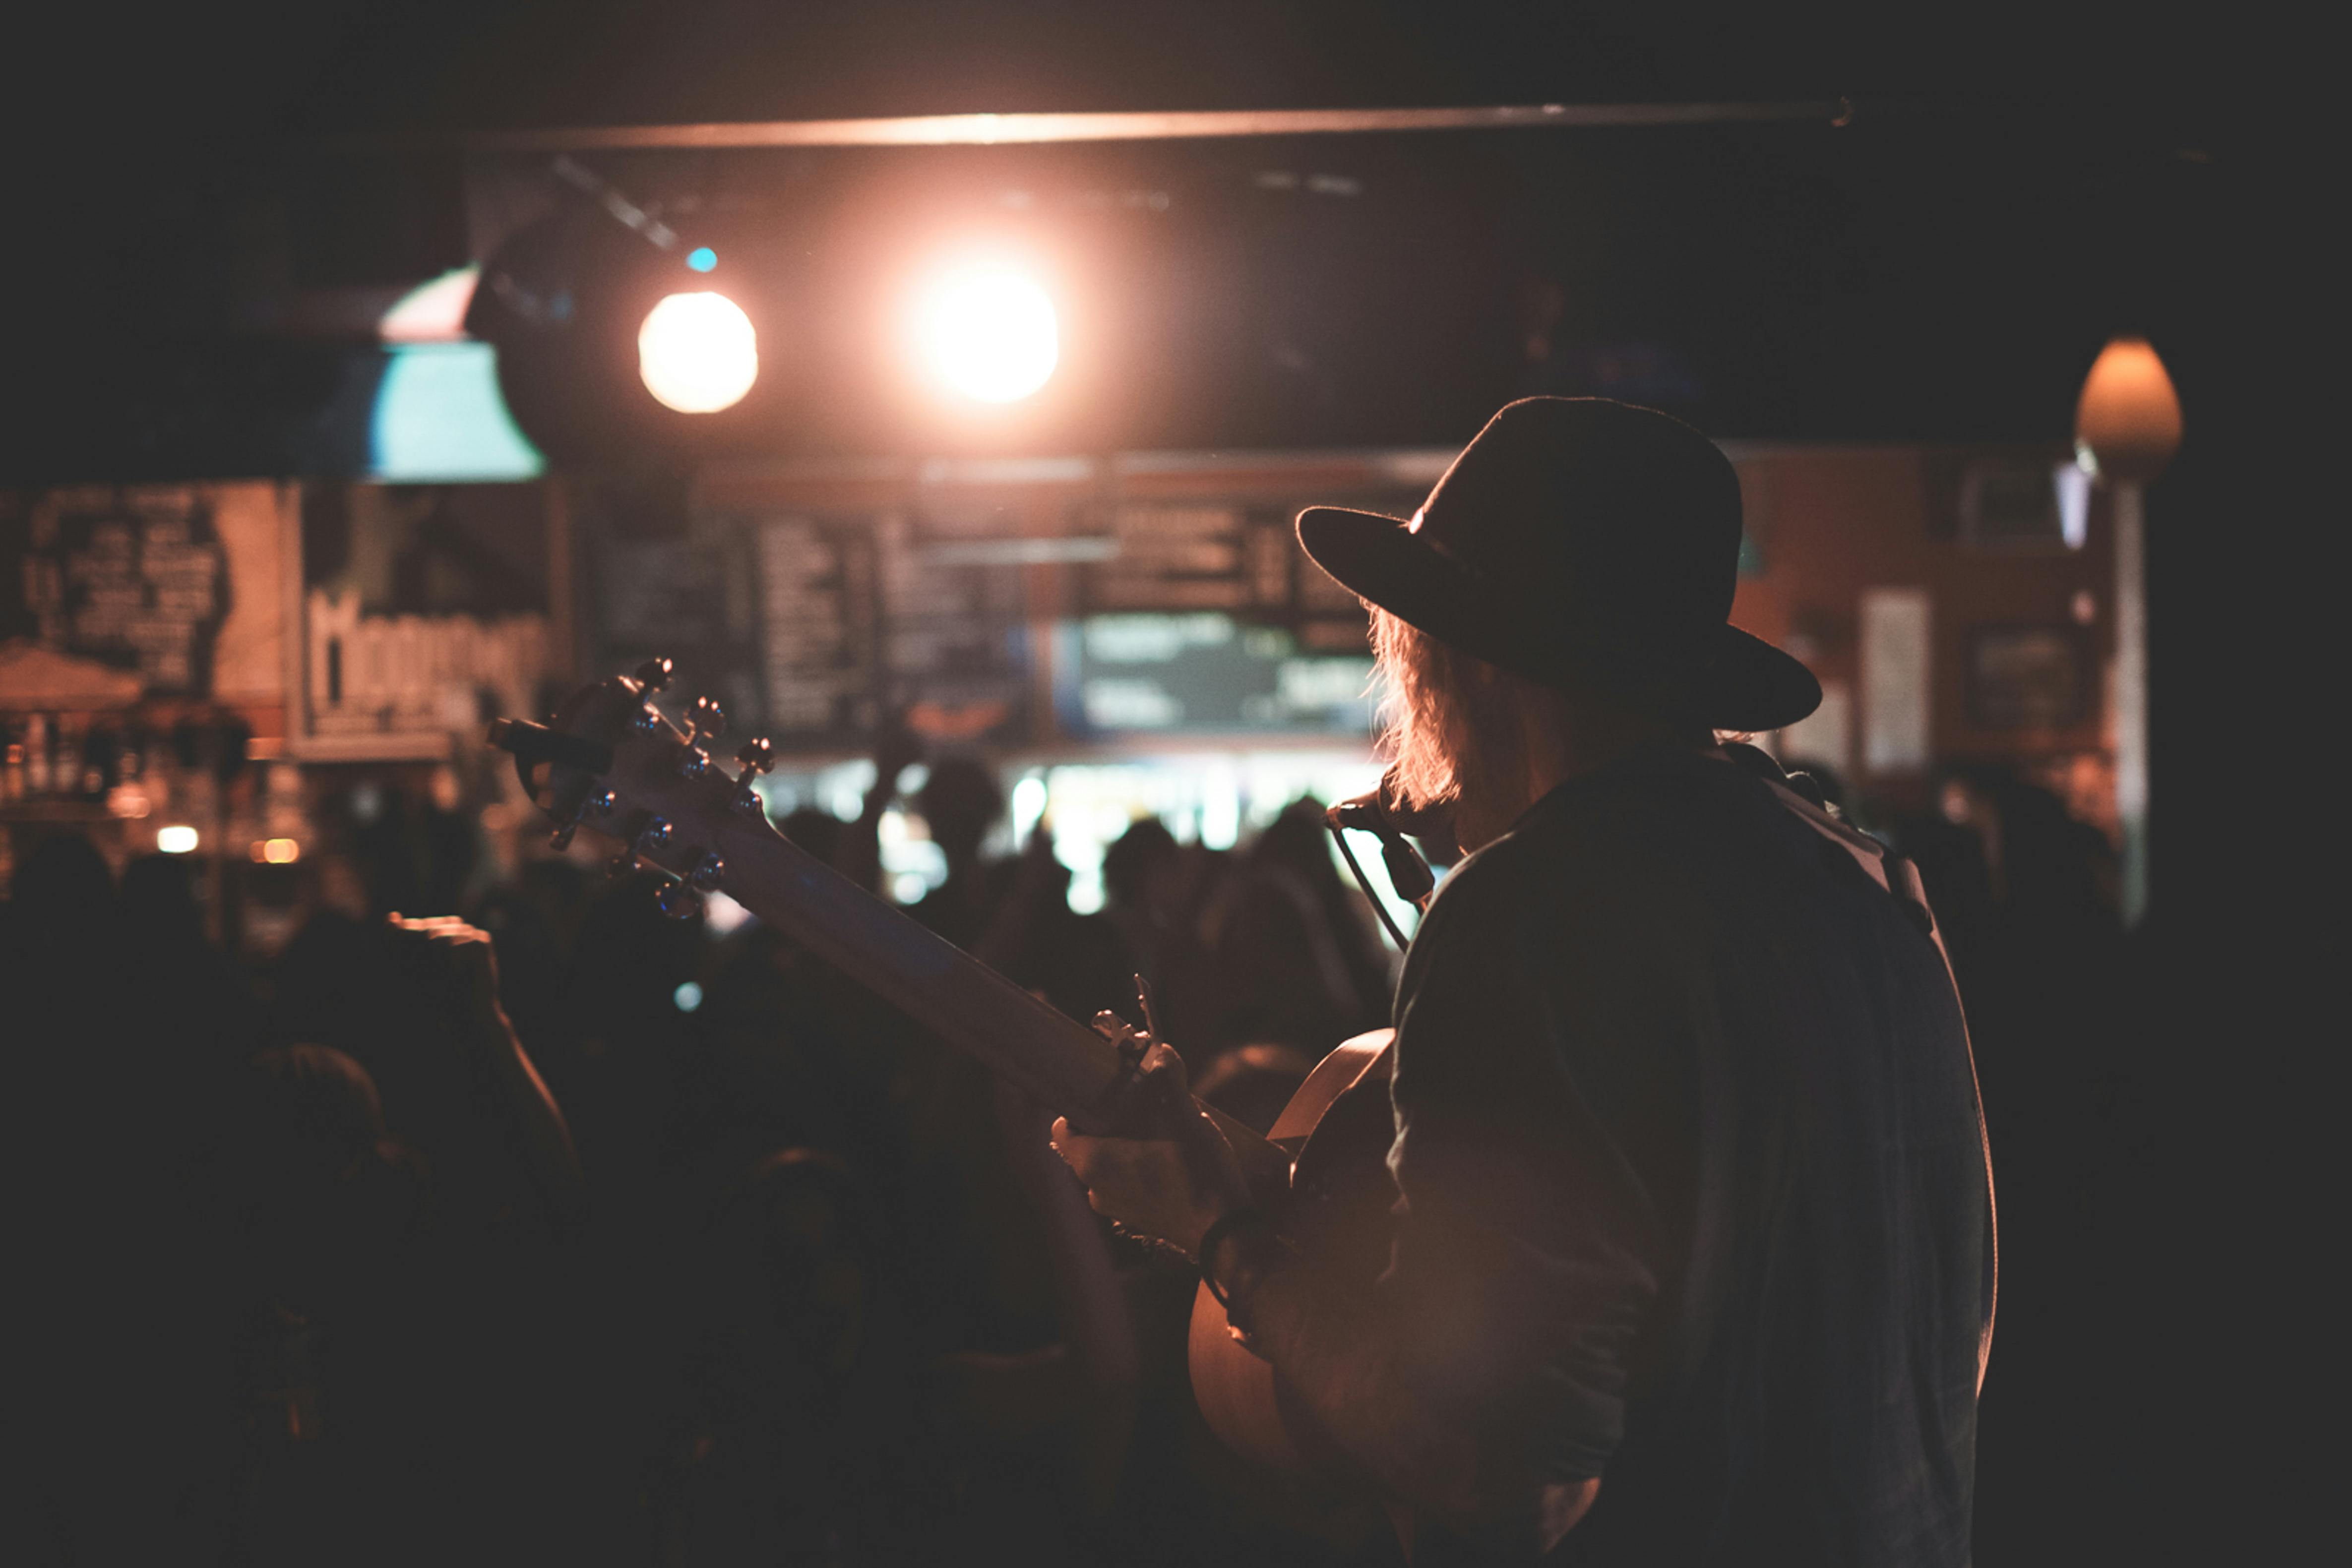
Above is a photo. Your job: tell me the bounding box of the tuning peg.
[730,781,767,818]
[585,787,617,816]
[686,695,726,740]
[735,737,775,776]
[548,822,577,851]
[634,658,675,693]
[688,852,726,892]
[636,818,674,854]
[654,879,702,920]
[677,744,714,781]
[633,707,667,735]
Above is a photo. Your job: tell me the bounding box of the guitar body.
[1187,1028,1398,1475]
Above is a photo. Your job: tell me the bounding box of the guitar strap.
[1751,770,1999,1395]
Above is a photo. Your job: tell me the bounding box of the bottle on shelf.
[25,714,52,795]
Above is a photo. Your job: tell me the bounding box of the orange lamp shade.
[2074,336,2183,485]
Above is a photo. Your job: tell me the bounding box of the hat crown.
[1411,398,1742,649]
[1292,396,1821,731]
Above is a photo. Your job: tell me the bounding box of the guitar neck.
[492,682,1137,1134]
[701,811,1133,1130]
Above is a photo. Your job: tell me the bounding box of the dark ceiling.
[0,2,2294,478]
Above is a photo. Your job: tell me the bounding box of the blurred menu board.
[2,485,232,698]
[1054,488,1429,738]
[581,474,1426,750]
[1089,505,1251,611]
[1084,503,1323,618]
[1054,612,1376,738]
[1080,498,1410,652]
[581,482,765,739]
[876,509,1033,746]
[754,516,879,742]
[589,499,1034,751]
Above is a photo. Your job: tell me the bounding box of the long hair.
[1371,606,1565,813]
[1371,605,1717,817]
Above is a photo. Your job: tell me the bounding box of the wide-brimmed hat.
[1297,397,1820,733]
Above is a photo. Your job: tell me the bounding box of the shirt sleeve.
[1380,849,1663,1487]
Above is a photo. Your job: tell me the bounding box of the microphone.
[1325,772,1439,951]
[1326,789,1437,904]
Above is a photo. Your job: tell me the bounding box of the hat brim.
[1298,504,1823,734]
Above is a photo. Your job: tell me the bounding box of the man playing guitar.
[1051,399,1996,1564]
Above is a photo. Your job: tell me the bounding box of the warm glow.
[2074,336,2182,485]
[250,838,302,864]
[911,262,1059,403]
[638,292,759,413]
[156,825,199,854]
[379,266,480,343]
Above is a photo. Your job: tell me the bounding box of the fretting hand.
[1050,1040,1254,1260]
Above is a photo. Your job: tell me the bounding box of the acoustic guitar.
[489,662,1369,1472]
[1183,1027,1394,1474]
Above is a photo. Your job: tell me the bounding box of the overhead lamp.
[2074,336,2183,484]
[911,260,1059,403]
[2073,334,2182,929]
[638,291,760,413]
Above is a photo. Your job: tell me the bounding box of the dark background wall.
[0,5,2329,1557]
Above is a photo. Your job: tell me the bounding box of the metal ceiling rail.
[339,100,1851,154]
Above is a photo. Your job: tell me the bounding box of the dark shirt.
[1370,748,1988,1565]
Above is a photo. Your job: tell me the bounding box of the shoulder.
[1412,777,1660,935]
[1394,818,1579,1006]
[1409,830,1539,950]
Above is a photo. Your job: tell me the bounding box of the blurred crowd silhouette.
[7,740,2140,1566]
[7,735,1401,1568]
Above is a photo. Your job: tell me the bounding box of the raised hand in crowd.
[384,913,588,1233]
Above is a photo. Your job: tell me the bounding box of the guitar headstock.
[488,657,783,919]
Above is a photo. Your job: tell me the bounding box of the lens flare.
[638,292,758,413]
[912,265,1058,403]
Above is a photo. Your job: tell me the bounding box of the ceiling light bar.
[341,100,1850,155]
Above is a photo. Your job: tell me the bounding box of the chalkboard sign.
[2,486,228,695]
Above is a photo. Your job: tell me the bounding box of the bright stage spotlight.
[638,291,759,413]
[911,263,1059,404]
